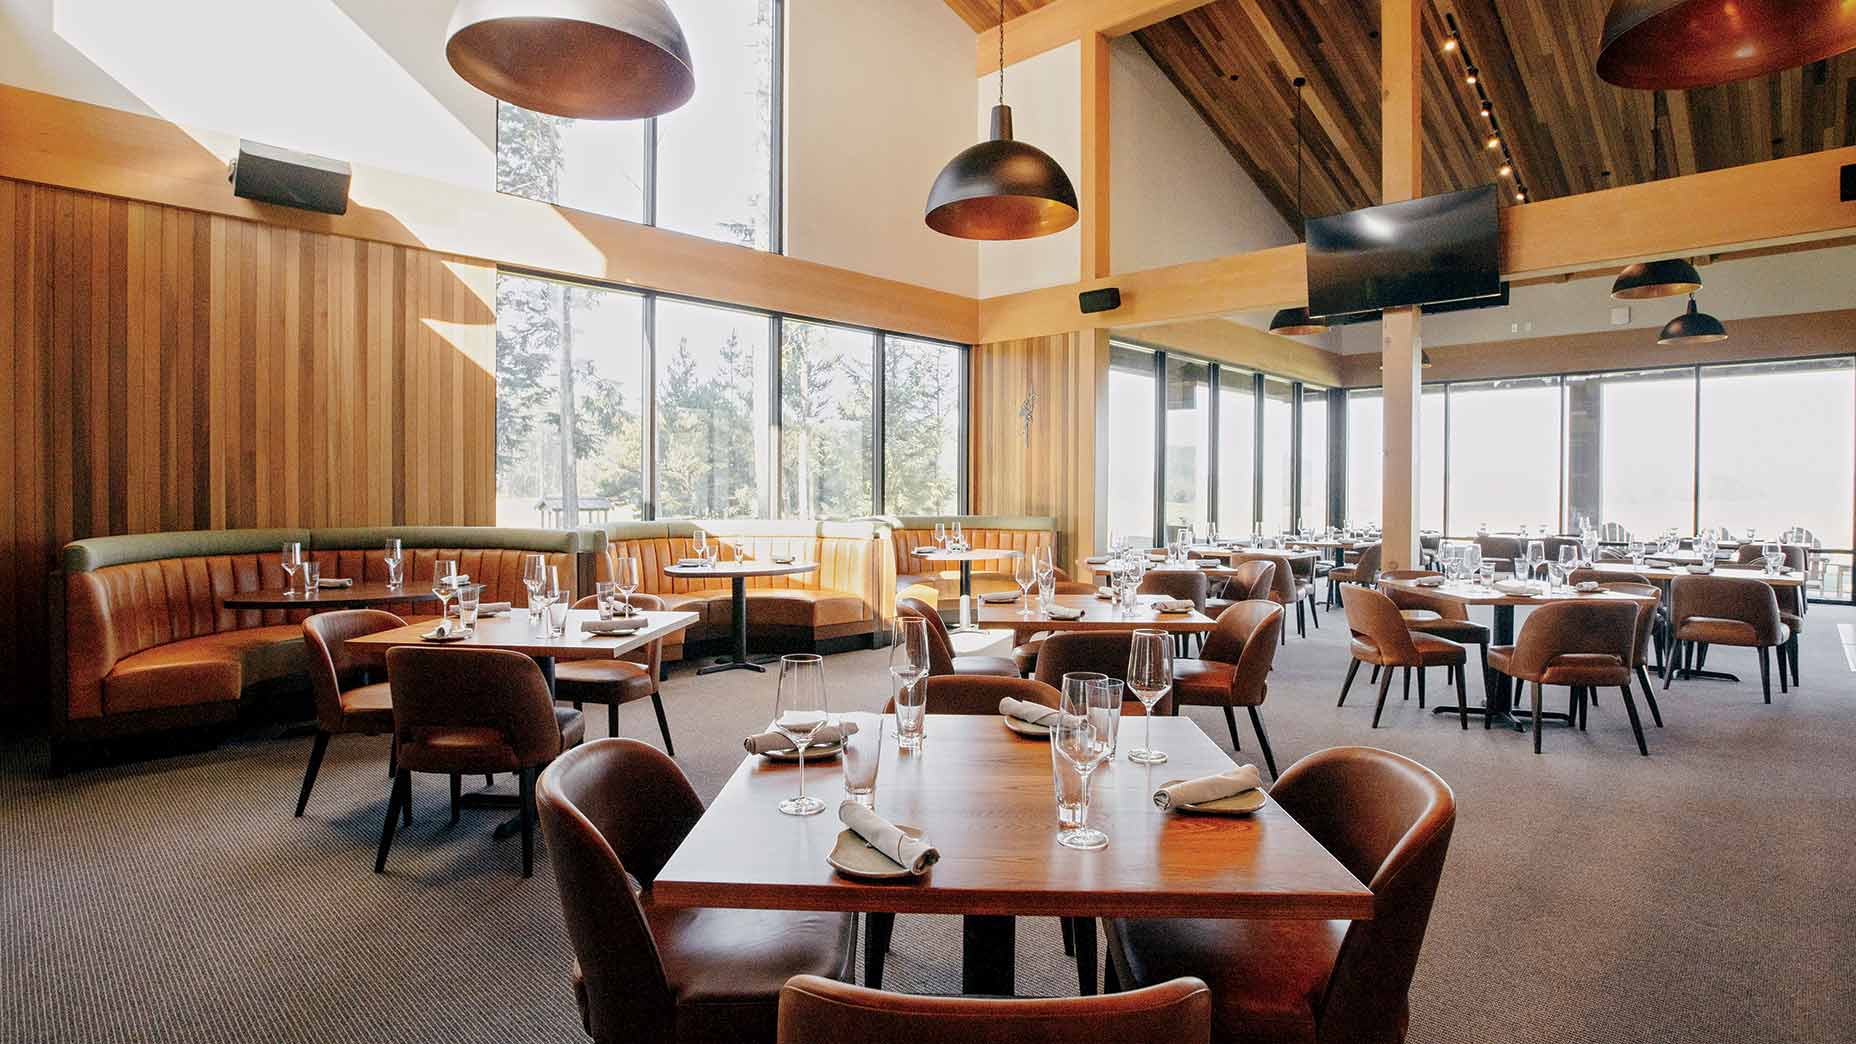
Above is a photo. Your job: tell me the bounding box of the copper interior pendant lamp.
[1656,294,1729,345]
[1611,257,1703,300]
[924,0,1079,240]
[446,0,695,120]
[1270,78,1329,337]
[1596,0,1856,90]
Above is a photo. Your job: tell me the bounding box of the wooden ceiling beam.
[974,0,1216,75]
[1663,90,1699,177]
[1233,0,1378,210]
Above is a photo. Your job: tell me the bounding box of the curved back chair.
[1666,574,1790,702]
[898,596,1019,678]
[296,609,405,816]
[1228,559,1276,601]
[1490,600,1644,754]
[1473,534,1521,571]
[556,593,673,748]
[1569,568,1649,586]
[1377,569,1492,693]
[1325,544,1381,609]
[379,646,583,877]
[1032,631,1172,715]
[1174,601,1284,776]
[1338,586,1467,730]
[776,974,1212,1044]
[1103,746,1455,1044]
[1136,569,1209,610]
[539,739,855,1044]
[908,674,1060,715]
[1597,582,1666,729]
[1730,544,1808,680]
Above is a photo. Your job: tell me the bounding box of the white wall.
[977,41,1083,298]
[785,0,978,297]
[1109,37,1293,272]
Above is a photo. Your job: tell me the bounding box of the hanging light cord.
[998,0,1006,106]
[1293,77,1305,238]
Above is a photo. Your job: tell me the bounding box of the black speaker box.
[1079,287,1121,314]
[228,140,351,215]
[1842,163,1854,203]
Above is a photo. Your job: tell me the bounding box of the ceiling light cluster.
[1441,13,1524,203]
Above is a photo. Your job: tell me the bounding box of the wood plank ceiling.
[946,0,1856,233]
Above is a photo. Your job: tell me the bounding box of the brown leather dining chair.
[1033,632,1175,715]
[1138,570,1209,654]
[1488,600,1647,755]
[1171,601,1284,778]
[1286,553,1321,637]
[1012,579,1108,677]
[899,596,1019,678]
[1732,544,1806,684]
[1665,574,1791,703]
[1378,569,1492,704]
[776,974,1212,1044]
[1326,543,1380,609]
[556,593,673,750]
[1338,586,1468,729]
[1102,746,1456,1044]
[1206,559,1275,619]
[538,739,856,1044]
[376,646,585,878]
[297,609,405,817]
[1597,582,1666,731]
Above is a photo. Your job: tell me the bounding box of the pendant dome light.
[1596,0,1856,90]
[1611,257,1703,300]
[1270,78,1330,337]
[446,0,695,120]
[1657,295,1728,345]
[924,0,1078,240]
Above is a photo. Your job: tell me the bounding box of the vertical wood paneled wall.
[1,177,497,722]
[968,332,1106,576]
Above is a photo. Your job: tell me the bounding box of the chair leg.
[1758,646,1772,703]
[375,769,408,874]
[1532,681,1545,754]
[1059,914,1075,956]
[1296,600,1306,638]
[1103,949,1122,993]
[1696,643,1710,670]
[1619,684,1649,756]
[294,730,331,817]
[1369,664,1381,685]
[1247,707,1278,780]
[650,692,675,754]
[1455,664,1470,730]
[1776,644,1788,695]
[1072,916,1098,996]
[450,773,462,824]
[865,912,895,987]
[1402,667,1412,702]
[518,766,537,879]
[1789,634,1801,685]
[1307,592,1320,628]
[1337,658,1361,707]
[1371,669,1395,729]
[1222,706,1242,751]
[1663,640,1680,689]
[1416,667,1427,709]
[1637,666,1663,727]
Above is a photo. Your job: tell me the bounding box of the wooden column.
[1379,0,1423,570]
[1081,31,1112,280]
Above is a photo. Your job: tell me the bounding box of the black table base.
[698,577,764,674]
[962,915,1017,995]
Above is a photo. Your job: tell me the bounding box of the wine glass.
[382,539,404,589]
[951,521,965,550]
[1013,554,1035,617]
[693,530,710,562]
[1053,673,1114,851]
[432,558,459,624]
[280,542,302,597]
[1524,540,1546,585]
[1558,544,1579,581]
[1761,541,1783,575]
[613,556,640,616]
[522,553,547,620]
[1125,629,1172,764]
[933,522,947,550]
[773,654,830,816]
[542,565,569,637]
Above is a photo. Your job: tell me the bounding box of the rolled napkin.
[317,577,355,588]
[980,590,1021,604]
[1045,604,1085,620]
[1095,587,1115,600]
[1413,575,1445,588]
[582,617,647,635]
[999,697,1061,728]
[839,800,939,874]
[1152,598,1195,613]
[743,720,859,755]
[1153,764,1264,811]
[1493,579,1535,595]
[674,557,709,568]
[424,619,454,638]
[1084,555,1110,565]
[475,601,513,614]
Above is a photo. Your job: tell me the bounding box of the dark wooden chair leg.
[1776,644,1788,694]
[1402,666,1412,702]
[485,774,495,787]
[1370,664,1381,685]
[1532,681,1545,754]
[1337,658,1361,706]
[1296,600,1306,638]
[1307,591,1320,628]
[1102,950,1121,993]
[1664,640,1681,688]
[1416,667,1426,709]
[1696,643,1710,670]
[865,912,895,987]
[449,773,462,824]
[1059,915,1075,956]
[1247,707,1278,779]
[1637,666,1663,726]
[518,766,537,879]
[295,731,331,817]
[375,770,408,873]
[651,692,675,754]
[1370,669,1395,729]
[1073,916,1098,996]
[1757,646,1773,703]
[1619,684,1649,756]
[1455,664,1470,730]
[1789,634,1801,685]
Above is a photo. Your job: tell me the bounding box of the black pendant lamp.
[1611,257,1702,300]
[1270,78,1329,337]
[446,0,695,120]
[1597,0,1856,90]
[924,0,1078,240]
[1657,295,1727,345]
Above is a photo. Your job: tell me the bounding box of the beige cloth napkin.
[582,616,646,635]
[980,590,1021,603]
[999,697,1060,727]
[476,601,513,614]
[317,577,355,588]
[1152,598,1195,613]
[839,800,939,874]
[1152,764,1263,810]
[1045,604,1085,620]
[743,720,858,755]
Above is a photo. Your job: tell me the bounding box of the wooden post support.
[1379,0,1423,571]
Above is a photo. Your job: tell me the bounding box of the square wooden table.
[652,715,1373,995]
[973,593,1216,642]
[346,608,697,691]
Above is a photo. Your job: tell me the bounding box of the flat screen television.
[1305,184,1500,318]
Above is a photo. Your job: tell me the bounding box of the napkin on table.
[476,601,513,614]
[1153,764,1263,810]
[1084,555,1110,565]
[999,697,1061,727]
[317,577,354,588]
[1045,604,1085,620]
[980,591,1020,604]
[582,617,646,635]
[1152,598,1195,613]
[839,800,939,874]
[675,558,709,568]
[743,720,859,755]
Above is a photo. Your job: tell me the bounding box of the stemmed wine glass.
[773,654,831,816]
[1013,554,1036,617]
[951,521,966,550]
[1125,630,1173,764]
[693,529,710,563]
[1557,545,1579,588]
[933,523,947,550]
[889,616,931,749]
[1053,674,1114,851]
[280,543,302,597]
[382,539,404,589]
[1034,547,1056,611]
[613,556,640,615]
[1760,541,1783,575]
[432,558,459,624]
[1523,541,1546,587]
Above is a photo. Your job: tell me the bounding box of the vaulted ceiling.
[945,0,1856,234]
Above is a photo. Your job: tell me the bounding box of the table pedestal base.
[962,915,1016,995]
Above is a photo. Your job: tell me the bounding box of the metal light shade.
[446,0,695,119]
[925,106,1078,240]
[1611,257,1702,300]
[1596,0,1856,89]
[1657,296,1728,345]
[1269,308,1329,336]
[1377,351,1435,370]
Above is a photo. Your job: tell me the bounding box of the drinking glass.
[1546,562,1567,593]
[595,582,617,620]
[1745,527,1758,543]
[1558,545,1579,578]
[280,542,302,596]
[382,539,403,589]
[537,564,567,637]
[1094,677,1124,757]
[951,522,965,550]
[612,556,640,615]
[522,553,547,621]
[933,523,948,549]
[773,654,831,817]
[456,583,482,632]
[1014,554,1036,616]
[300,561,321,596]
[841,712,883,808]
[1524,541,1546,586]
[1761,541,1783,575]
[890,667,928,750]
[1125,630,1172,763]
[1463,544,1482,582]
[1629,541,1646,568]
[1581,528,1600,565]
[432,558,459,623]
[1054,673,1114,851]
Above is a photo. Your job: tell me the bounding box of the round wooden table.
[912,548,1024,633]
[664,560,819,675]
[221,581,441,611]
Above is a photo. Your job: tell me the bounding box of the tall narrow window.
[1300,387,1328,530]
[1107,344,1158,546]
[1163,357,1211,535]
[654,299,771,518]
[1260,378,1295,534]
[1217,369,1256,537]
[1345,389,1382,528]
[493,274,646,529]
[1563,369,1695,540]
[884,337,963,515]
[495,104,646,222]
[1421,387,1447,533]
[779,320,874,519]
[656,0,778,248]
[1447,377,1561,534]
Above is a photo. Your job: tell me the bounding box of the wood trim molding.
[976,0,1214,75]
[0,85,979,345]
[1113,318,1342,387]
[1081,32,1112,280]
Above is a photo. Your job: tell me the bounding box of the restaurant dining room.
[4,1,1856,1042]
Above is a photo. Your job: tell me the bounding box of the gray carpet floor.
[3,603,1854,1043]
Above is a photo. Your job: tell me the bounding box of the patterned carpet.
[3,603,1853,1043]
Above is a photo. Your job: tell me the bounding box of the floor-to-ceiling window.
[1447,377,1561,534]
[1217,368,1256,539]
[1421,388,1447,533]
[779,320,874,519]
[1300,387,1328,530]
[1107,345,1159,547]
[1260,377,1295,534]
[1563,368,1695,540]
[1344,388,1382,529]
[1163,357,1211,536]
[655,299,772,518]
[883,337,965,515]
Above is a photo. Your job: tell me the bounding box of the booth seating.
[590,519,892,664]
[56,526,584,766]
[872,515,1059,607]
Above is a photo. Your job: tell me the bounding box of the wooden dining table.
[651,714,1373,996]
[1584,561,1803,682]
[973,592,1217,642]
[221,580,440,611]
[345,608,697,692]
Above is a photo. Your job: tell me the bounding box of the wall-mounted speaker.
[228,140,351,215]
[1842,163,1855,203]
[1079,287,1121,314]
